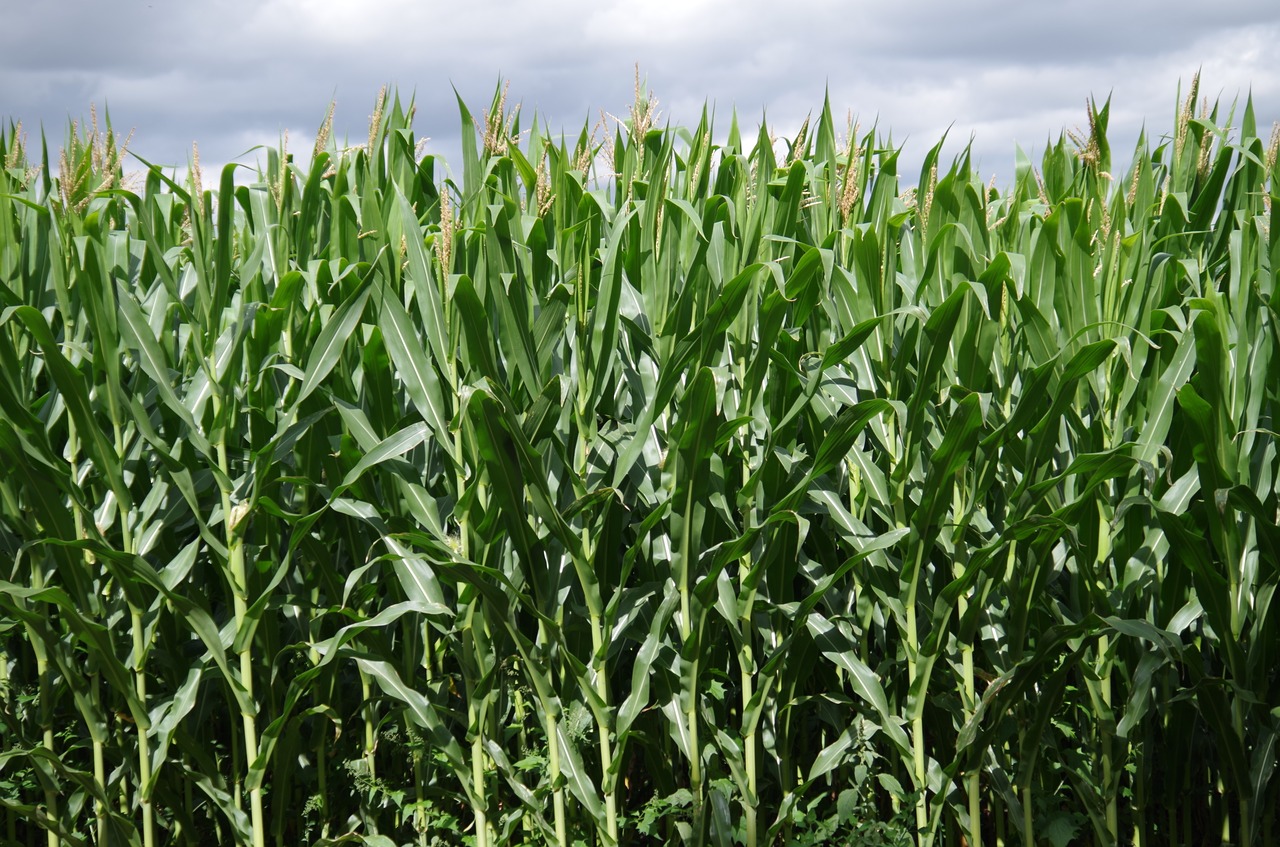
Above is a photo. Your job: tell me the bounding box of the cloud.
[3,0,1277,184]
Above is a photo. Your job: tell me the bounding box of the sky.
[4,0,1279,187]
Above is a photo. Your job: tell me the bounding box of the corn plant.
[1,74,1277,847]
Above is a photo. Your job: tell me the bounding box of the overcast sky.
[4,0,1279,187]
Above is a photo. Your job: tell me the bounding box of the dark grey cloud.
[854,1,1279,63]
[4,0,1278,184]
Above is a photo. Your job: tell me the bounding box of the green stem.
[91,674,107,845]
[906,543,928,846]
[589,616,618,844]
[576,411,619,847]
[1219,773,1230,845]
[217,412,265,847]
[455,416,493,847]
[468,696,489,847]
[414,622,432,847]
[234,540,266,847]
[740,641,757,847]
[676,481,703,820]
[959,595,979,847]
[545,701,568,847]
[27,560,58,847]
[687,651,702,814]
[577,418,618,845]
[1096,510,1117,847]
[1099,632,1115,843]
[307,585,330,840]
[534,618,568,847]
[953,482,979,847]
[316,731,329,840]
[132,607,155,847]
[1023,783,1033,847]
[120,508,153,847]
[742,450,761,847]
[37,655,58,847]
[1234,687,1251,847]
[358,666,377,829]
[68,420,111,846]
[411,747,427,847]
[511,683,530,845]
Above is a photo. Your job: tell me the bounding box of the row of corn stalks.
[1,76,1278,846]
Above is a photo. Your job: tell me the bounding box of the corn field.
[1,77,1278,847]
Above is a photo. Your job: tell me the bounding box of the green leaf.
[293,269,374,409]
[377,282,455,459]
